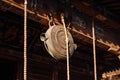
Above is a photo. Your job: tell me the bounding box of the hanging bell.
[40,21,77,60]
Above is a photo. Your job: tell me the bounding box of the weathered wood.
[0,0,119,55]
[71,0,120,30]
[0,47,94,79]
[102,68,120,78]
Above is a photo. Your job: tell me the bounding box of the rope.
[92,18,97,80]
[24,0,27,80]
[61,14,70,80]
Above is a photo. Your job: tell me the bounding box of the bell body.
[40,24,77,60]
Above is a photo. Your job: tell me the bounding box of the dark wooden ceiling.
[70,0,120,23]
[0,0,120,79]
[95,0,120,22]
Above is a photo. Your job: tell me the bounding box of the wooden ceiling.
[95,0,120,22]
[71,0,120,22]
[0,0,120,79]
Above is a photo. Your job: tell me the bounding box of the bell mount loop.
[48,13,55,27]
[66,22,71,29]
[49,19,55,27]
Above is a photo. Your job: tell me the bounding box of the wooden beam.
[1,0,120,55]
[102,68,120,78]
[0,47,93,75]
[71,0,120,30]
[69,27,120,55]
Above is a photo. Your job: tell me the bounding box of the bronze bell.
[40,21,77,60]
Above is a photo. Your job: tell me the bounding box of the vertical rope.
[92,18,97,80]
[24,0,27,80]
[61,14,70,80]
[109,76,112,80]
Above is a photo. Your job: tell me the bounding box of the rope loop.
[61,13,70,80]
[48,13,55,27]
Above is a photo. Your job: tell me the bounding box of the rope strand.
[24,0,27,80]
[92,18,97,80]
[61,14,70,80]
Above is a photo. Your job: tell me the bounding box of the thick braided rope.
[24,0,27,80]
[61,14,70,80]
[92,18,97,80]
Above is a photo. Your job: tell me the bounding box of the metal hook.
[49,19,55,27]
[48,13,55,27]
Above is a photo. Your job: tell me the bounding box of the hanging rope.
[61,14,70,80]
[92,18,97,80]
[24,0,27,80]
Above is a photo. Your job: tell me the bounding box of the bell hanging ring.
[40,20,77,60]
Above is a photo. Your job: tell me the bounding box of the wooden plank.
[71,0,120,30]
[0,0,120,55]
